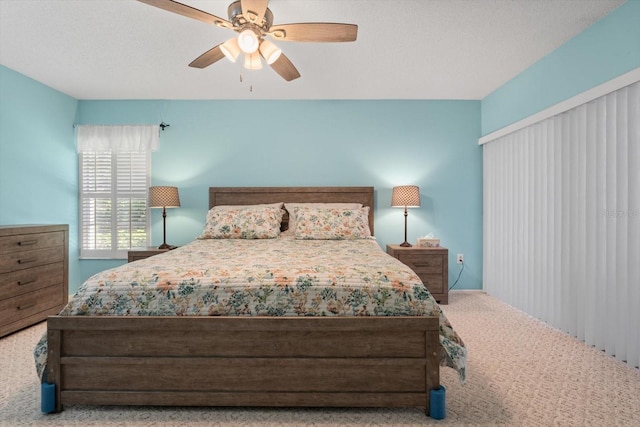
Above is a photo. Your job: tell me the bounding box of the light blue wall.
[0,73,483,293]
[0,65,82,288]
[77,99,483,292]
[481,0,640,135]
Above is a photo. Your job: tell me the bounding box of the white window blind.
[483,80,640,369]
[77,125,158,259]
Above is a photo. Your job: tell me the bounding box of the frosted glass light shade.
[244,52,263,70]
[238,29,259,53]
[220,38,241,62]
[259,40,281,65]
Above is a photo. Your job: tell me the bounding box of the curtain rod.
[72,123,170,130]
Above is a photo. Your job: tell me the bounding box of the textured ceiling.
[0,0,625,100]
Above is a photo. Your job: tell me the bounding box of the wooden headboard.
[209,187,374,235]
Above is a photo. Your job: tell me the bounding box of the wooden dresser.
[386,244,449,304]
[0,224,69,337]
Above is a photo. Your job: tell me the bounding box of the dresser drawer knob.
[18,302,37,310]
[18,279,37,286]
[18,240,38,246]
[18,258,36,264]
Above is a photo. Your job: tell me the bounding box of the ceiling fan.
[137,0,358,81]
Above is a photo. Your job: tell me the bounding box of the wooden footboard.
[46,316,440,414]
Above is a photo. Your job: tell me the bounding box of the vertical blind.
[77,125,157,259]
[483,81,639,368]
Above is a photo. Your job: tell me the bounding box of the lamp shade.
[149,186,180,208]
[391,185,420,208]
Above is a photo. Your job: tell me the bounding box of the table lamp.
[149,186,180,249]
[391,185,421,247]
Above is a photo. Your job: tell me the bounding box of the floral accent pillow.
[292,206,372,240]
[283,202,362,235]
[199,207,284,239]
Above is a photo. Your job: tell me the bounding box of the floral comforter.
[34,237,466,381]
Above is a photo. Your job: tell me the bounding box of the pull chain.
[239,73,253,92]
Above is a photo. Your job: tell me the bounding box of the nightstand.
[386,244,449,304]
[127,247,170,263]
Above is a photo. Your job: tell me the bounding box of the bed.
[35,186,466,415]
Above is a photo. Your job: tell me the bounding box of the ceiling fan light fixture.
[137,0,358,82]
[244,52,263,70]
[237,29,259,53]
[259,40,282,65]
[220,38,241,62]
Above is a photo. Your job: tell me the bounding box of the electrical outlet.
[457,254,464,264]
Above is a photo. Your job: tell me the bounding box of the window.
[77,125,158,259]
[79,151,150,258]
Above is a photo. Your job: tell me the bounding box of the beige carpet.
[1,291,639,426]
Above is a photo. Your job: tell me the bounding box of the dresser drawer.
[0,284,65,327]
[397,254,443,274]
[0,263,64,300]
[0,231,65,255]
[0,247,64,274]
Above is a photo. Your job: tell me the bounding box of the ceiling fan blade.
[189,44,226,68]
[241,0,269,25]
[137,0,232,29]
[270,53,300,81]
[268,23,358,42]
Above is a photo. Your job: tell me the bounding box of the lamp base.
[158,243,176,250]
[399,241,412,247]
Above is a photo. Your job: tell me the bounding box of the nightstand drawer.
[397,254,443,274]
[128,247,170,262]
[419,274,445,294]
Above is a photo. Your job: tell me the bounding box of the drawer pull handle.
[413,263,432,267]
[18,279,37,286]
[18,302,37,310]
[18,258,37,264]
[18,240,38,246]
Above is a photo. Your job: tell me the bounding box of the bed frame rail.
[47,316,440,413]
